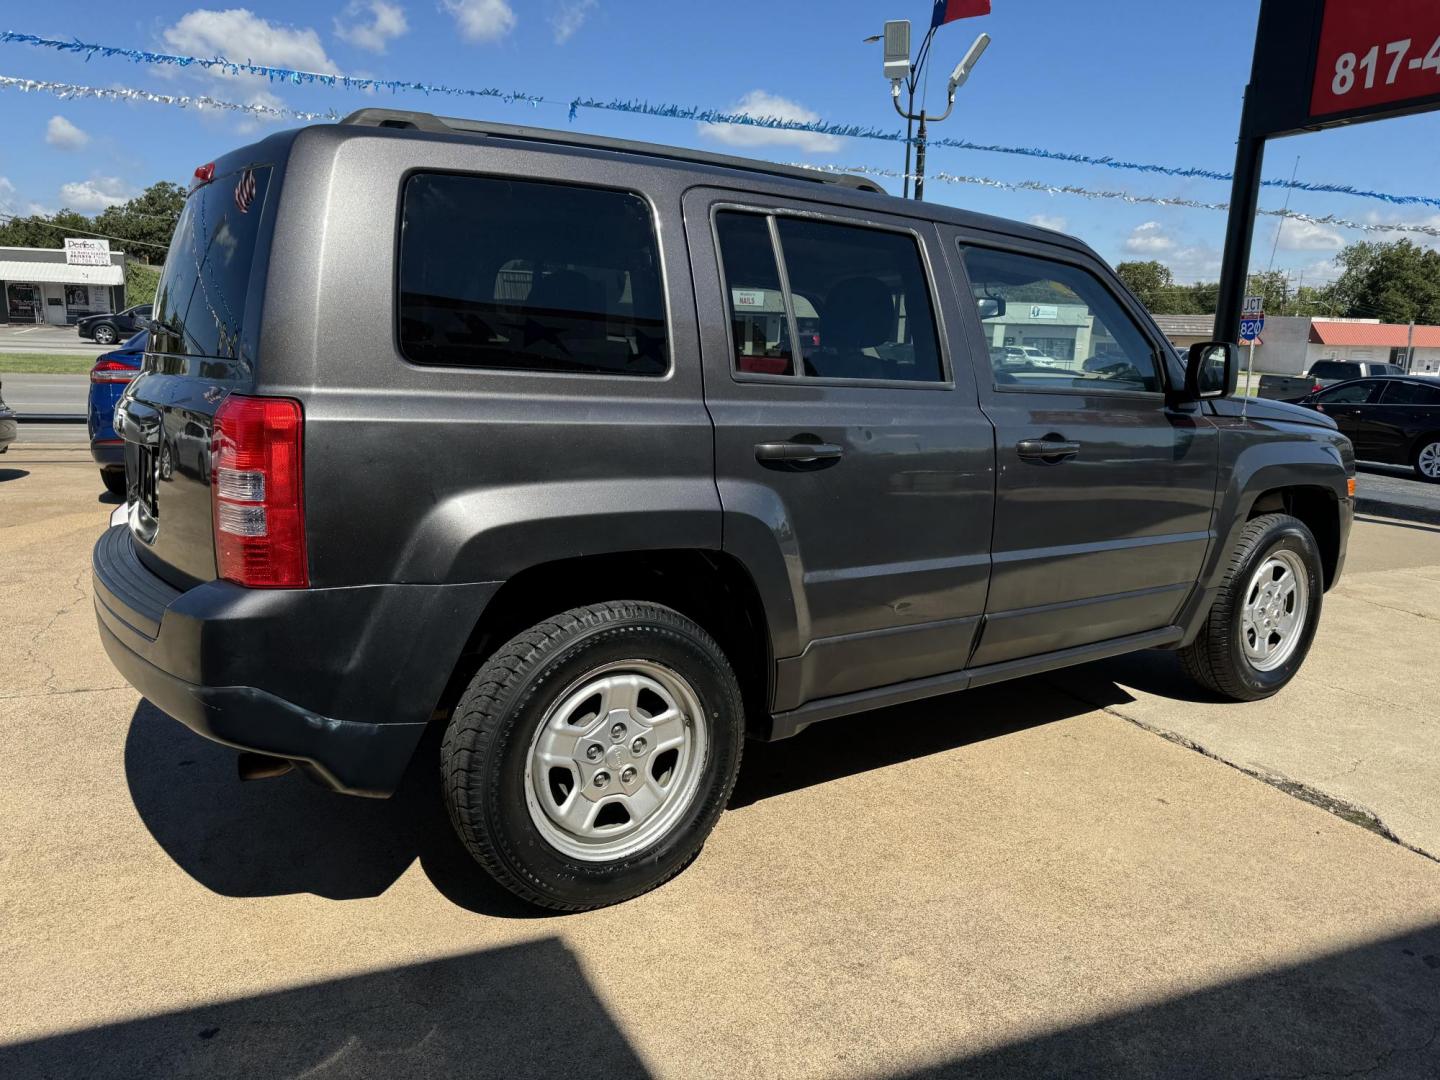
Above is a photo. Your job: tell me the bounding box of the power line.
[0,211,169,250]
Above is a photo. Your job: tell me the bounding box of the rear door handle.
[754,440,845,464]
[1016,437,1080,463]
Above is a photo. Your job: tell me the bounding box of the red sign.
[1311,0,1440,119]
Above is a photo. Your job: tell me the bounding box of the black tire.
[1180,513,1324,701]
[1413,434,1440,483]
[101,469,126,497]
[441,601,744,911]
[92,323,117,345]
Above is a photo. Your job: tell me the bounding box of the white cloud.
[1167,245,1223,283]
[335,0,408,52]
[58,177,131,212]
[1123,221,1176,255]
[163,8,340,75]
[442,0,516,43]
[550,0,596,43]
[1028,213,1067,232]
[1274,217,1344,252]
[700,91,841,154]
[45,115,90,150]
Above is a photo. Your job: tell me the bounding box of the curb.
[1356,495,1440,527]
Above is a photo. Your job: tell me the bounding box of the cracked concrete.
[4,441,1440,1079]
[1046,517,1440,864]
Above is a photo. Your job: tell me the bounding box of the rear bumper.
[91,439,124,469]
[93,524,499,796]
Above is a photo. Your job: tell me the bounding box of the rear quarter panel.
[257,128,719,588]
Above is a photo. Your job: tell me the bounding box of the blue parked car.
[89,330,146,496]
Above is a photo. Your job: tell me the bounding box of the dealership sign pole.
[1217,0,1440,364]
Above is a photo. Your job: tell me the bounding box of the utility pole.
[878,21,989,200]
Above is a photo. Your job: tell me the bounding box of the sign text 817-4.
[1311,0,1440,119]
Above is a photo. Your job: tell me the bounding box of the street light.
[878,20,990,200]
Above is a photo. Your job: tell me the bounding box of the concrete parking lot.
[3,436,1440,1079]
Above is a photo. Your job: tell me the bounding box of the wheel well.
[441,550,773,733]
[1412,430,1440,459]
[1247,486,1341,588]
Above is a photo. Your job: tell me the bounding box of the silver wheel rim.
[1419,442,1440,478]
[1240,549,1309,672]
[96,326,114,343]
[524,659,708,862]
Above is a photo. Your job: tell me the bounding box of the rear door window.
[1380,380,1440,405]
[398,174,668,376]
[713,209,943,383]
[1310,362,1358,380]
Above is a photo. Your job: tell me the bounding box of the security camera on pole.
[873,1,991,201]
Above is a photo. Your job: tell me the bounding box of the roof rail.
[339,108,887,195]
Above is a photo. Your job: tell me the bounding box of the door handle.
[754,440,845,464]
[1016,437,1080,463]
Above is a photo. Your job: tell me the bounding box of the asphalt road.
[1,374,90,416]
[2,444,1440,1079]
[0,323,108,355]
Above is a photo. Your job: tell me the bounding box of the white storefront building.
[0,240,127,326]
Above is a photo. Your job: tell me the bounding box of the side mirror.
[1184,341,1235,400]
[976,296,1006,320]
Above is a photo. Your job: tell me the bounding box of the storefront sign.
[64,238,110,266]
[1028,304,1059,320]
[733,289,767,308]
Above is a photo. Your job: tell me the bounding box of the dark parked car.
[76,304,151,345]
[94,110,1355,911]
[0,378,16,453]
[1301,375,1440,481]
[89,331,146,495]
[1259,359,1405,403]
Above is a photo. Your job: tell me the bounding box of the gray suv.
[94,110,1354,910]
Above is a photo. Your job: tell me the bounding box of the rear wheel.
[441,601,744,911]
[1414,436,1440,483]
[101,469,126,497]
[1180,513,1323,701]
[92,324,117,345]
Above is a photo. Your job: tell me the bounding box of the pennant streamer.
[4,28,1439,211]
[0,73,339,122]
[794,164,1440,239]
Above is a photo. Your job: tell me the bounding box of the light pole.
[878,21,989,200]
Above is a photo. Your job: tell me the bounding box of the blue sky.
[2,0,1439,286]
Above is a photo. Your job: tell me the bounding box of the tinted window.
[1380,380,1440,405]
[398,174,667,375]
[715,212,794,376]
[963,247,1159,392]
[776,217,942,382]
[1377,364,1403,375]
[1310,362,1358,380]
[1315,381,1380,404]
[152,166,271,360]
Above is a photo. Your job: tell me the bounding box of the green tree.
[1328,239,1440,324]
[93,182,186,264]
[0,209,95,249]
[1115,261,1179,314]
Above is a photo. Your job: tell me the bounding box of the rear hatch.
[117,160,276,588]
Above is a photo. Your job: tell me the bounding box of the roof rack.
[339,108,887,195]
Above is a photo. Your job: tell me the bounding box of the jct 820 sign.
[1312,0,1440,118]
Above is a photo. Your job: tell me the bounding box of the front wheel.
[101,469,126,497]
[1414,436,1440,483]
[92,324,117,345]
[441,602,744,911]
[1180,513,1324,701]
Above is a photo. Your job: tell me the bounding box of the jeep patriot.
[94,109,1354,909]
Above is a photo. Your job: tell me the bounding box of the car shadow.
[3,920,1438,1078]
[0,467,29,482]
[127,661,1156,912]
[99,489,122,505]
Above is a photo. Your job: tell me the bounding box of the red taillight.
[211,395,308,588]
[191,162,215,191]
[90,359,137,384]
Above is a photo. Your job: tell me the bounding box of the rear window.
[151,166,271,360]
[1310,361,1358,379]
[397,174,668,376]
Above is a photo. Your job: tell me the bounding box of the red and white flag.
[234,169,256,214]
[931,0,990,28]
